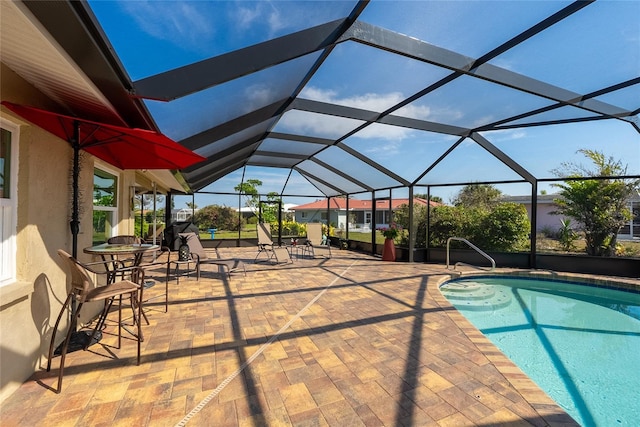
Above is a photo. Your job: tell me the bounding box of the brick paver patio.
[0,248,578,426]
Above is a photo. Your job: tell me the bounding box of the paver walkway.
[0,248,577,426]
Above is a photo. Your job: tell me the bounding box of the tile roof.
[292,198,435,210]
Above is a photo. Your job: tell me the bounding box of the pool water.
[440,276,640,427]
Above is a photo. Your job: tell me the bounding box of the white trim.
[93,166,119,241]
[0,119,19,286]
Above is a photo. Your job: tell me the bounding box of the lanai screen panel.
[258,138,326,157]
[416,138,528,186]
[500,106,603,128]
[483,120,640,178]
[248,156,300,168]
[358,1,571,59]
[282,169,327,198]
[273,110,365,140]
[399,75,554,129]
[296,159,368,195]
[342,124,460,183]
[488,1,640,93]
[89,0,358,77]
[301,41,451,113]
[145,53,321,142]
[593,85,640,114]
[302,175,349,199]
[315,146,403,190]
[193,120,277,158]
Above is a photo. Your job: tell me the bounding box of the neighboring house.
[501,194,566,233]
[293,198,434,230]
[503,194,640,240]
[0,3,187,402]
[233,203,297,221]
[171,208,199,222]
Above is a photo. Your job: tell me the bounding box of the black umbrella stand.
[55,120,102,352]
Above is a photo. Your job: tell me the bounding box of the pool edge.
[430,269,584,426]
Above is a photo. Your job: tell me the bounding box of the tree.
[452,184,502,209]
[194,205,243,231]
[234,179,262,216]
[261,192,282,223]
[552,149,640,257]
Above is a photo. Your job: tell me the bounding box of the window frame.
[92,166,119,244]
[0,119,19,286]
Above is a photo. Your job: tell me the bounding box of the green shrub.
[428,203,530,252]
[193,205,245,231]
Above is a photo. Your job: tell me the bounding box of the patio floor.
[0,247,578,426]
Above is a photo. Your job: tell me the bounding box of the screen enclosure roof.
[4,1,639,198]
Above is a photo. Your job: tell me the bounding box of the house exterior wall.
[0,65,142,401]
[521,203,564,232]
[294,210,347,230]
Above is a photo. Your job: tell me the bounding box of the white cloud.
[243,84,276,111]
[235,4,261,29]
[121,1,214,48]
[277,110,361,139]
[232,1,285,37]
[480,129,527,142]
[294,86,442,141]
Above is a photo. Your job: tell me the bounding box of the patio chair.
[108,235,171,312]
[48,250,144,393]
[305,223,332,258]
[143,224,165,244]
[178,232,247,279]
[254,223,291,264]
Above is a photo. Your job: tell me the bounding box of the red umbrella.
[1,101,206,257]
[1,101,205,170]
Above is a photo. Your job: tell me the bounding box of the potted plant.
[378,223,402,261]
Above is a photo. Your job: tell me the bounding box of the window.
[93,168,118,244]
[0,123,18,286]
[301,211,308,218]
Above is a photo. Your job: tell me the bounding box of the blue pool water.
[440,276,640,427]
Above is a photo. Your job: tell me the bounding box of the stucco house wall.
[0,65,144,401]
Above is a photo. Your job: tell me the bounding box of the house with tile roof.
[292,198,436,231]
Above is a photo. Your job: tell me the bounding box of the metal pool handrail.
[446,237,495,271]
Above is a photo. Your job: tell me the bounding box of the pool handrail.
[446,237,495,272]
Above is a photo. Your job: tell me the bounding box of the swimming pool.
[440,275,640,427]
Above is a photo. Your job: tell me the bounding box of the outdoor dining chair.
[178,232,246,279]
[305,223,332,258]
[108,235,171,312]
[48,250,145,393]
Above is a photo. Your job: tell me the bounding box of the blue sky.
[88,1,639,208]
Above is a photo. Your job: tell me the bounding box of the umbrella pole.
[70,121,80,259]
[70,121,80,332]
